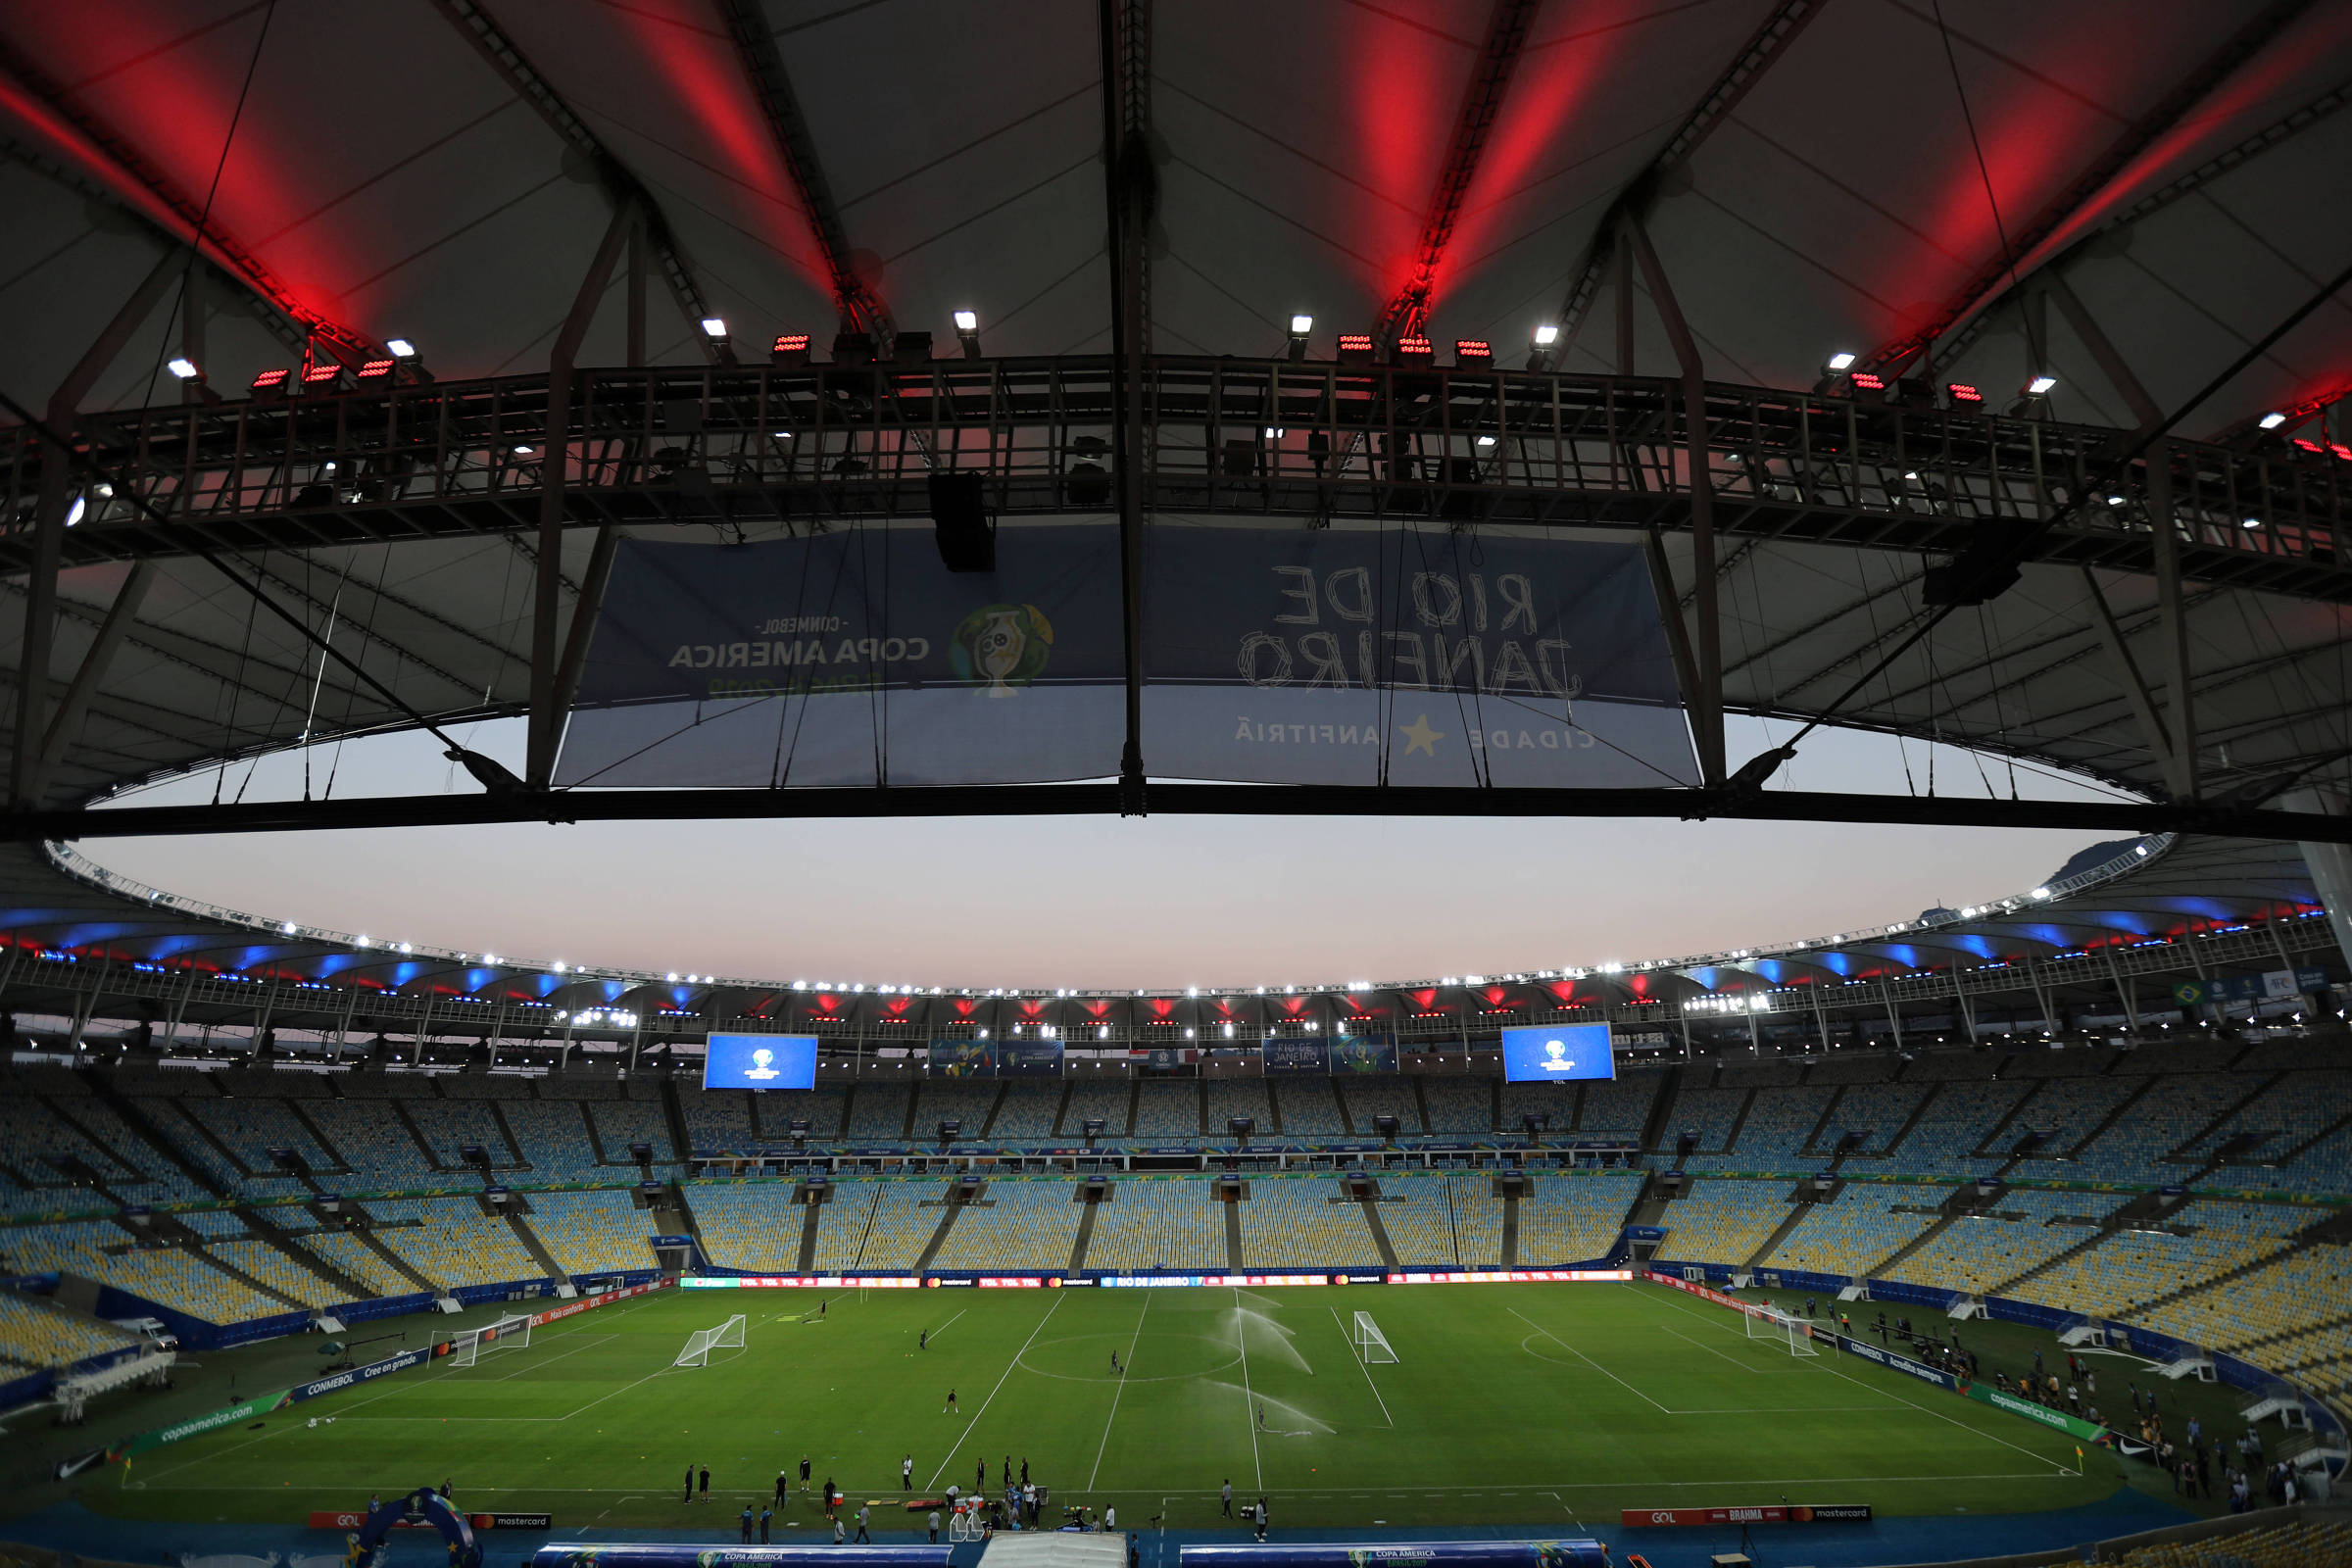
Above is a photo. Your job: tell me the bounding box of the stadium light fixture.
[2025,374,2058,395]
[2258,411,2286,429]
[1533,323,1559,347]
[1823,351,1856,374]
[700,316,728,341]
[386,338,416,359]
[2242,515,2263,528]
[64,495,84,527]
[771,333,811,366]
[1288,314,1312,360]
[955,310,982,357]
[167,357,200,380]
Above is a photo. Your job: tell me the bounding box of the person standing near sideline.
[1103,1506,1116,1535]
[1020,1458,1029,1486]
[904,1454,914,1491]
[1254,1497,1269,1542]
[920,1328,928,1349]
[855,1504,872,1544]
[740,1506,755,1544]
[929,1510,941,1544]
[977,1457,987,1494]
[683,1466,694,1505]
[699,1466,711,1503]
[776,1469,790,1506]
[1221,1480,1233,1518]
[760,1508,772,1544]
[834,1517,846,1546]
[802,1454,812,1493]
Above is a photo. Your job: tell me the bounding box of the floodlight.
[167,357,199,380]
[1825,352,1857,372]
[2025,374,2058,395]
[954,310,979,332]
[2258,411,2286,429]
[386,338,417,359]
[2242,515,2262,529]
[954,310,982,357]
[1533,323,1559,347]
[700,317,728,339]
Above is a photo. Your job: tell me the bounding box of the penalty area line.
[1506,1306,1671,1415]
[1330,1305,1394,1427]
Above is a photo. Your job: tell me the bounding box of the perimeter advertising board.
[558,526,1694,790]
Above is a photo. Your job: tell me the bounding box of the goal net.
[1351,1310,1398,1364]
[1744,1306,1818,1357]
[448,1313,533,1369]
[675,1314,747,1368]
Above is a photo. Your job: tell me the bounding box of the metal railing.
[6,358,2345,597]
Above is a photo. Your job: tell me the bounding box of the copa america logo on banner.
[949,603,1053,697]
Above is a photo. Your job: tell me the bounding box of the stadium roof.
[0,0,2349,1004]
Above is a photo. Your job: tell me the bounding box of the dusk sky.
[83,715,2132,992]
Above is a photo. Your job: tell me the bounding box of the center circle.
[1017,1331,1243,1384]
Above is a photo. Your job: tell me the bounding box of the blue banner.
[535,1550,953,1568]
[995,1042,1064,1077]
[705,1035,817,1091]
[1182,1544,1609,1568]
[1144,525,1694,787]
[1262,1041,1331,1076]
[927,1041,995,1078]
[558,529,1124,788]
[1834,1334,1956,1389]
[1329,1037,1398,1074]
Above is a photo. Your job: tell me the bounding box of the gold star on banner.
[1397,713,1445,757]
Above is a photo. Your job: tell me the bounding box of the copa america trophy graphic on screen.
[1542,1039,1577,1073]
[744,1049,780,1081]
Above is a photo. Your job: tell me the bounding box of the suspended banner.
[927,1041,995,1078]
[1262,1041,1331,1076]
[1329,1037,1398,1073]
[995,1042,1065,1077]
[556,528,1125,788]
[1145,524,1697,787]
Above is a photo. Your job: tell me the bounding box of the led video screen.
[1499,1023,1615,1083]
[703,1034,818,1091]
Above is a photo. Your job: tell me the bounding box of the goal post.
[1743,1305,1818,1357]
[448,1313,533,1369]
[1351,1310,1398,1364]
[675,1313,748,1368]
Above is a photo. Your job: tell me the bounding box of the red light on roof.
[2293,438,2325,453]
[1454,339,1492,359]
[1945,382,1983,403]
[774,334,809,352]
[2333,444,2352,462]
[1337,333,1373,352]
[251,368,291,389]
[301,365,341,386]
[1848,371,1885,391]
[357,359,397,381]
[1396,336,1434,359]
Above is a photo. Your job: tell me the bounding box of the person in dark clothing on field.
[823,1478,837,1519]
[1004,1456,1012,1487]
[1020,1458,1029,1486]
[776,1470,790,1506]
[920,1328,928,1349]
[740,1506,755,1543]
[977,1458,987,1494]
[683,1467,694,1505]
[699,1467,710,1502]
[760,1508,772,1544]
[1222,1480,1234,1518]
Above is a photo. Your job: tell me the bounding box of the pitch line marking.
[1330,1305,1394,1428]
[1088,1286,1152,1489]
[1661,1323,1774,1373]
[922,1289,1066,1492]
[484,1333,617,1382]
[1506,1306,1671,1415]
[1233,1287,1262,1491]
[924,1308,967,1345]
[1640,1288,2072,1474]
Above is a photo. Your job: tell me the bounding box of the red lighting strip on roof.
[1944,382,1983,403]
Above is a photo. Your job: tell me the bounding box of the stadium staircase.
[387,1099,449,1171]
[659,1078,695,1161]
[1124,1079,1143,1139]
[1639,1065,1684,1155]
[1356,1190,1399,1267]
[914,1186,969,1271]
[1044,1081,1077,1135]
[1223,1197,1245,1270]
[1875,1084,1944,1158]
[1987,1215,2124,1296]
[1498,1183,1519,1267]
[500,1199,567,1285]
[1971,1083,2042,1158]
[350,1225,437,1295]
[2067,1076,2161,1156]
[2163,1071,2282,1163]
[1335,1087,1356,1136]
[236,1204,375,1300]
[286,1101,357,1170]
[1622,1173,1674,1231]
[1067,1188,1100,1272]
[1868,1187,1981,1280]
[1797,1086,1849,1160]
[86,1073,228,1198]
[1408,1077,1432,1136]
[172,1233,311,1311]
[976,1084,1011,1138]
[1718,1089,1758,1153]
[486,1101,533,1172]
[796,1195,824,1270]
[1747,1182,1828,1269]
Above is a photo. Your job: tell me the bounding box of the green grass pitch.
[95,1282,2128,1533]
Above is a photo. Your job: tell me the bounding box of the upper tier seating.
[1497,1082,1576,1137]
[1085,1180,1225,1272]
[1808,1052,1901,1084]
[1716,1085,1835,1169]
[987,1082,1063,1140]
[1061,1081,1133,1137]
[0,1290,140,1370]
[1763,1183,1949,1278]
[1238,1179,1381,1269]
[524,1189,659,1276]
[1203,1079,1273,1143]
[1888,1078,2029,1177]
[680,1088,760,1154]
[2010,1199,2308,1319]
[405,1099,521,1167]
[919,1081,1004,1140]
[1720,1058,1806,1088]
[2057,1073,2254,1186]
[1132,1081,1200,1140]
[182,1095,343,1175]
[497,1100,605,1182]
[1421,1078,1491,1134]
[305,1101,453,1190]
[1566,1068,1663,1139]
[690,1182,805,1273]
[2185,1069,2351,1165]
[1826,1082,1932,1154]
[932,1180,1084,1270]
[1273,1079,1345,1135]
[1517,1169,1643,1264]
[587,1097,672,1163]
[1339,1078,1422,1138]
[1655,1085,1745,1152]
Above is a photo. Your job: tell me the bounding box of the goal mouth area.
[674,1314,748,1368]
[448,1314,534,1368]
[1350,1310,1398,1364]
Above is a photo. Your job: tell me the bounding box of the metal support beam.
[528,205,637,787]
[1626,216,1724,784]
[712,0,891,340]
[29,561,156,807]
[2043,273,2164,432]
[430,0,717,351]
[2080,568,2187,797]
[2147,446,2199,800]
[547,525,621,741]
[1101,0,1153,813]
[1546,0,1826,358]
[12,253,181,809]
[1866,0,2317,372]
[2282,787,2352,982]
[1375,0,1542,346]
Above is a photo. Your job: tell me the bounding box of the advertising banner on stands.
[995,1043,1064,1077]
[1329,1036,1399,1073]
[1180,1544,1610,1568]
[1261,1041,1331,1076]
[1962,1380,2107,1441]
[1144,525,1696,788]
[927,1041,995,1078]
[1622,1505,1871,1528]
[1833,1334,1958,1390]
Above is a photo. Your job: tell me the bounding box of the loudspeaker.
[930,471,995,572]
